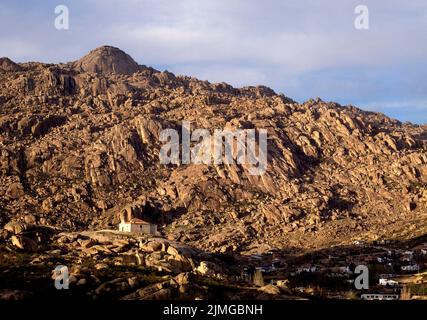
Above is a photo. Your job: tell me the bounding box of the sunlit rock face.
[0,46,426,254]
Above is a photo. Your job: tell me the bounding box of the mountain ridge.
[71,45,141,75]
[0,46,426,255]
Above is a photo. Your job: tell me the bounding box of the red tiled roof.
[129,218,150,224]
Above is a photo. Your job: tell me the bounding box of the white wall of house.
[119,222,157,235]
[119,222,131,232]
[131,224,151,234]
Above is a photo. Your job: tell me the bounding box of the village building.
[119,217,157,234]
[295,265,318,274]
[353,240,367,246]
[361,293,399,301]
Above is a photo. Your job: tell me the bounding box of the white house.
[119,217,157,235]
[118,203,158,235]
[379,278,399,286]
[296,265,317,274]
[330,266,350,274]
[353,240,367,246]
[361,294,399,301]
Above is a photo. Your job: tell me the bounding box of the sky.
[0,0,426,124]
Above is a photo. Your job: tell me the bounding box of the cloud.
[362,100,427,112]
[99,0,427,77]
[0,38,43,60]
[360,100,427,124]
[0,0,426,123]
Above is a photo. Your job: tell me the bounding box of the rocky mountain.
[0,45,426,256]
[0,57,22,72]
[72,46,141,75]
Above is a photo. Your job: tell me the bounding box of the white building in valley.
[118,203,158,235]
[119,217,157,235]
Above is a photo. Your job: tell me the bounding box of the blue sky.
[1,0,426,124]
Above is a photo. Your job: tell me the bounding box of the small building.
[379,278,399,286]
[361,294,399,301]
[330,266,350,274]
[296,265,317,274]
[118,202,158,235]
[353,240,367,246]
[119,217,157,235]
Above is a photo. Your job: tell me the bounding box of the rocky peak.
[72,45,140,75]
[0,57,22,72]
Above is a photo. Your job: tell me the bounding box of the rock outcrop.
[0,57,22,72]
[72,46,140,75]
